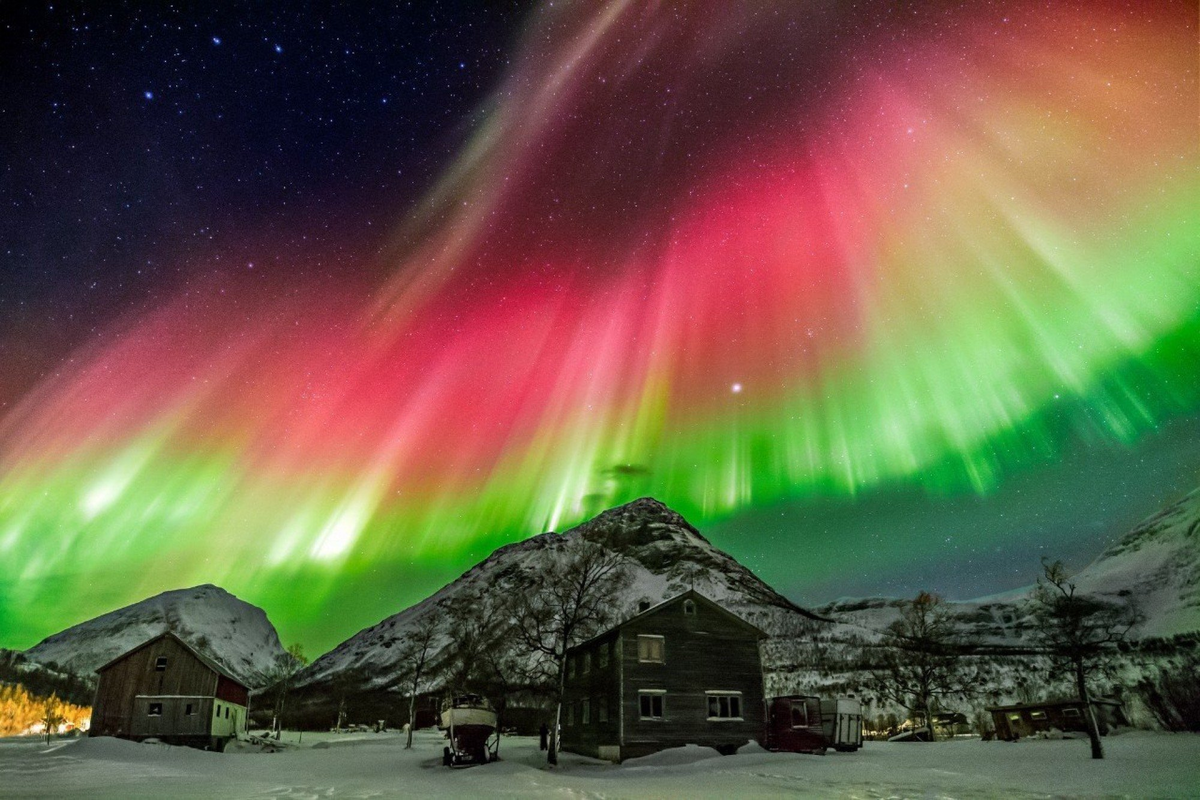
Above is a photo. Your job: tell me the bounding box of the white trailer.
[819,697,863,752]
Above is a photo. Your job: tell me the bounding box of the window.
[148,703,163,717]
[583,652,591,674]
[1030,711,1047,721]
[185,703,195,716]
[598,696,608,724]
[683,600,696,616]
[639,692,665,720]
[1063,708,1081,718]
[567,704,575,726]
[1007,713,1021,723]
[790,700,809,728]
[637,635,665,664]
[216,704,221,717]
[582,699,591,724]
[154,656,167,671]
[598,642,608,668]
[225,706,230,719]
[707,693,743,720]
[568,657,576,679]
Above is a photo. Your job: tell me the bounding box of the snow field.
[1,729,1198,799]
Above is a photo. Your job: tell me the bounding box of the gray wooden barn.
[560,590,767,762]
[89,631,249,750]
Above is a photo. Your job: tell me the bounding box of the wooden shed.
[987,698,1127,741]
[560,590,767,762]
[89,632,249,750]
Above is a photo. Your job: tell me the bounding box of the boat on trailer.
[439,693,498,766]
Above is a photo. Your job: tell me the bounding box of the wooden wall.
[561,594,766,761]
[90,636,218,738]
[129,696,213,738]
[560,631,621,758]
[618,596,764,758]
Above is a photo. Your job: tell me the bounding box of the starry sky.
[1,1,1197,655]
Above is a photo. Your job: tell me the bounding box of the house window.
[1007,713,1021,723]
[790,700,809,728]
[707,693,743,720]
[582,699,591,724]
[567,704,575,726]
[185,704,195,716]
[683,600,696,616]
[637,635,665,664]
[148,703,163,717]
[598,642,608,668]
[568,657,576,679]
[583,652,591,674]
[1063,708,1081,718]
[598,697,608,724]
[155,657,168,671]
[1030,711,1047,721]
[225,706,230,719]
[639,691,665,720]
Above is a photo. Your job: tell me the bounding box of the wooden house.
[89,632,249,750]
[987,698,1127,741]
[560,590,767,762]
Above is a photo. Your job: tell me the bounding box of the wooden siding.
[560,632,621,758]
[216,675,249,706]
[561,592,765,761]
[129,696,214,738]
[90,635,219,739]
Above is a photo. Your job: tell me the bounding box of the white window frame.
[705,691,744,721]
[638,690,666,720]
[683,599,696,616]
[154,656,168,671]
[637,635,665,664]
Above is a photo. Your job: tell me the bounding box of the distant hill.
[817,486,1200,645]
[23,584,289,688]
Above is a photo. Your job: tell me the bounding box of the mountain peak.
[24,583,287,687]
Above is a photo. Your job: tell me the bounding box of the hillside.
[297,497,827,693]
[817,487,1200,645]
[23,584,289,688]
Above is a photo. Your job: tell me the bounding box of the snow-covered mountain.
[23,584,289,688]
[817,486,1200,645]
[298,497,825,692]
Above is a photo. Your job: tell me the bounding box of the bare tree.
[872,591,970,741]
[40,695,63,744]
[1028,559,1137,759]
[396,616,439,749]
[507,539,630,764]
[270,643,309,739]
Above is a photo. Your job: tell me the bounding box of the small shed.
[89,632,249,750]
[987,698,1127,741]
[560,590,767,762]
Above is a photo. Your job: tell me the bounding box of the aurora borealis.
[2,1,1197,654]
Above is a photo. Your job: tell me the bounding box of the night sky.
[1,1,1197,655]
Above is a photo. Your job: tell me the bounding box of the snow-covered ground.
[1,729,1197,799]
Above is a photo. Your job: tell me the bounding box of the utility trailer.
[764,695,827,754]
[819,697,863,752]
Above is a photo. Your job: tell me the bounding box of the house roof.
[566,589,769,654]
[94,631,249,690]
[986,698,1122,712]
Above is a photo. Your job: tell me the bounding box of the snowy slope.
[298,497,825,691]
[816,487,1200,645]
[23,584,288,688]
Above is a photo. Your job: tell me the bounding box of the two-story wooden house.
[560,590,767,762]
[89,631,249,750]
